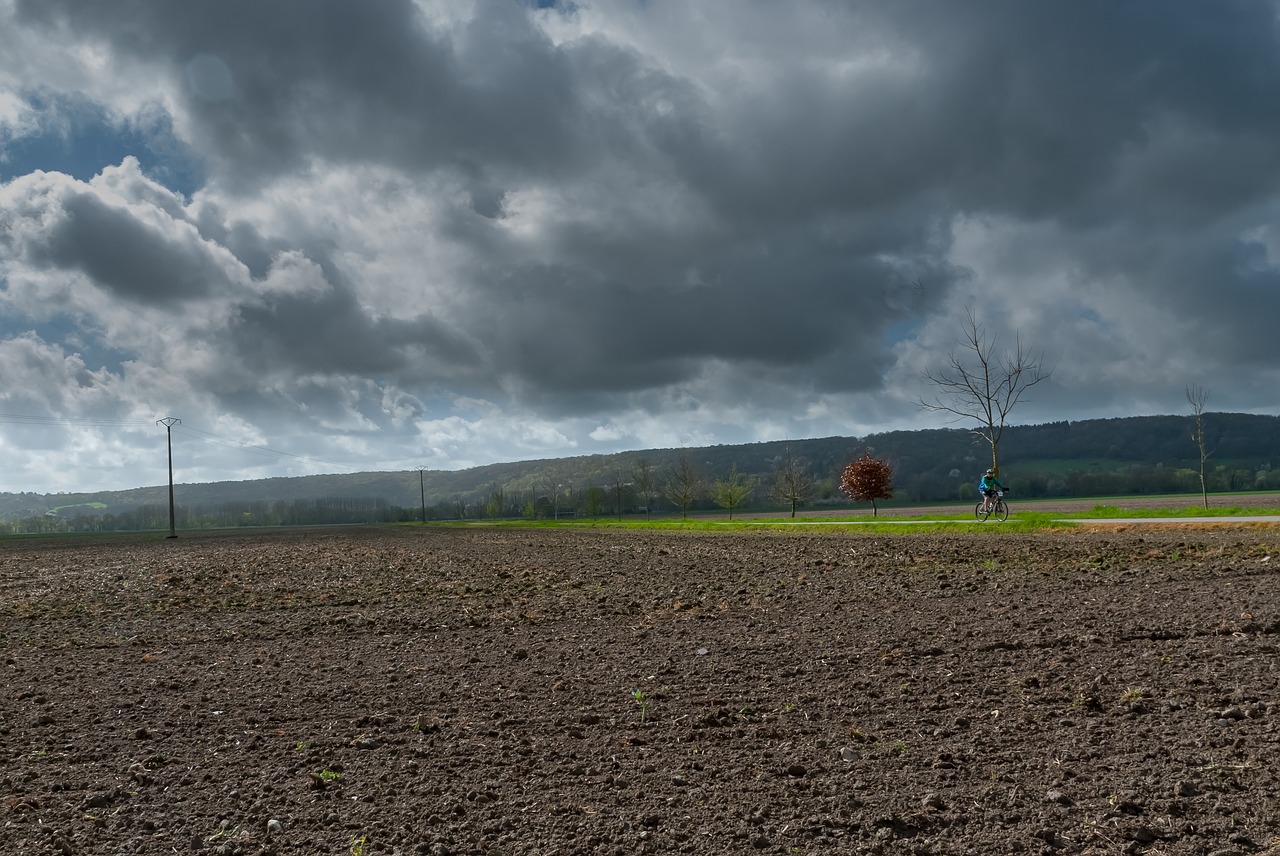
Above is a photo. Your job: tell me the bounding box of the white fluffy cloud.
[0,0,1279,491]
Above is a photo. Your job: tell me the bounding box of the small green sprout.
[309,768,342,790]
[632,689,650,722]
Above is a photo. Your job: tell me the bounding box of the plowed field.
[2,524,1278,855]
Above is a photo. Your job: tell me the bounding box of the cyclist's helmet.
[985,468,994,474]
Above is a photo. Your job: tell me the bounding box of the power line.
[171,425,359,470]
[0,412,154,428]
[0,410,368,472]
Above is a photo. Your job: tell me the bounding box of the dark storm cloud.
[927,1,1280,222]
[14,0,584,187]
[14,2,1280,235]
[456,0,1280,398]
[471,231,944,402]
[28,186,219,302]
[696,0,1280,242]
[17,3,1280,306]
[233,272,486,381]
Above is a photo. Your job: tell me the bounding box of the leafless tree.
[662,453,703,519]
[918,306,1052,476]
[632,458,655,518]
[1187,384,1211,509]
[711,462,754,520]
[769,447,815,518]
[610,470,632,520]
[540,477,569,520]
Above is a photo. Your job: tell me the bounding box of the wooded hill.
[5,412,1278,528]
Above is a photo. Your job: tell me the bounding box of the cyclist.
[979,468,1007,514]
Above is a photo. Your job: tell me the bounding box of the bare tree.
[632,458,655,518]
[918,306,1051,476]
[840,452,894,516]
[610,470,632,520]
[539,477,570,520]
[1187,384,1211,509]
[769,447,815,518]
[711,462,754,520]
[484,485,504,519]
[662,453,703,519]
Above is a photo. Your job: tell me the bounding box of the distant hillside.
[6,412,1278,528]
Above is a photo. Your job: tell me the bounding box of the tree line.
[0,497,413,535]
[6,444,1275,534]
[5,409,1280,530]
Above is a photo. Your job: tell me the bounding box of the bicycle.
[975,490,1009,522]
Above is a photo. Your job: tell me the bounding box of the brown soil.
[2,524,1279,855]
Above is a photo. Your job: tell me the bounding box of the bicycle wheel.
[993,500,1009,522]
[975,501,990,521]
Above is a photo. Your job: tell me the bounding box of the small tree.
[841,452,894,516]
[770,447,815,518]
[540,478,562,520]
[585,486,607,517]
[918,305,1051,476]
[632,458,655,518]
[610,470,631,520]
[663,453,703,519]
[711,462,754,520]
[484,487,504,519]
[1187,384,1211,509]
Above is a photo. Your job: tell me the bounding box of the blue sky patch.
[0,314,128,378]
[1,93,202,196]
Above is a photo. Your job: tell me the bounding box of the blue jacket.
[979,474,1006,492]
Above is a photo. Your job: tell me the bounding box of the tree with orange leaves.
[840,452,894,517]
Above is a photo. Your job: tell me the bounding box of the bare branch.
[769,447,814,518]
[1185,384,1208,416]
[1186,384,1211,509]
[917,305,1052,474]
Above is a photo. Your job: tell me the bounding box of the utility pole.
[415,466,428,523]
[157,417,180,538]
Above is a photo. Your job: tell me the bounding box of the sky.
[2,0,1279,494]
